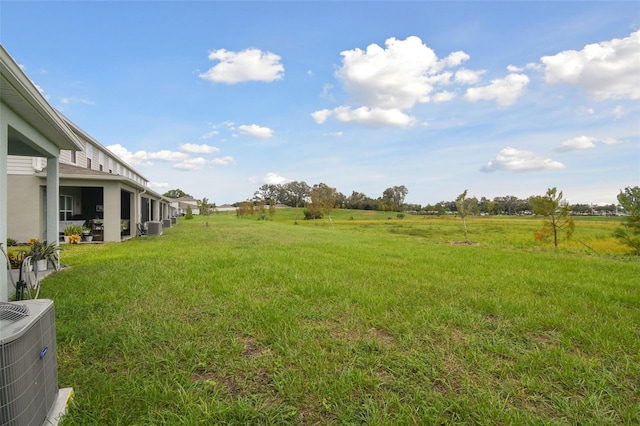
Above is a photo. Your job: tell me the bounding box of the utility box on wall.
[0,299,58,426]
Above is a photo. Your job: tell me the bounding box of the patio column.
[103,183,121,242]
[1,121,8,301]
[46,158,60,269]
[153,199,160,221]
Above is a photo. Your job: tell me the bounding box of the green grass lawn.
[42,212,639,425]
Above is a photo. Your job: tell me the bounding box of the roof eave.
[0,45,84,152]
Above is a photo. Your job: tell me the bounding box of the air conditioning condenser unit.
[147,221,163,235]
[0,299,58,426]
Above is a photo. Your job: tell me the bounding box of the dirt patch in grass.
[526,330,560,349]
[239,336,272,357]
[366,327,396,346]
[449,240,480,245]
[191,368,240,395]
[191,366,273,398]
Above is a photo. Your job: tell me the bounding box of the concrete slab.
[43,387,73,426]
[6,267,56,301]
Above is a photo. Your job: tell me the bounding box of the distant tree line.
[247,183,409,212]
[242,183,624,217]
[418,197,622,217]
[171,183,639,255]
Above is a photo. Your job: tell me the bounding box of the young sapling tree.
[614,186,640,255]
[530,187,574,248]
[455,189,477,244]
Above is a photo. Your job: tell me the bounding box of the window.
[86,145,93,169]
[59,195,73,221]
[108,158,113,174]
[98,151,104,172]
[70,151,77,164]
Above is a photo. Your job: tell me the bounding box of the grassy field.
[41,211,639,425]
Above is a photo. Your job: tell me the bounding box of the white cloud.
[465,74,529,107]
[60,96,95,106]
[442,51,470,67]
[541,30,640,100]
[320,83,335,101]
[106,144,149,166]
[311,109,332,124]
[578,107,596,115]
[263,172,289,185]
[200,130,219,139]
[312,106,416,127]
[107,144,189,166]
[556,135,621,152]
[454,68,485,85]
[611,105,625,119]
[238,124,274,138]
[148,150,190,161]
[211,156,236,166]
[336,36,468,110]
[174,157,207,170]
[432,91,457,103]
[481,147,565,172]
[199,48,284,84]
[180,143,220,154]
[556,136,597,152]
[601,137,620,145]
[148,182,169,189]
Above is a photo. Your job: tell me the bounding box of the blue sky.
[2,1,638,205]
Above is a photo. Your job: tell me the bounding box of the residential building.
[6,110,174,245]
[1,44,84,301]
[171,196,200,216]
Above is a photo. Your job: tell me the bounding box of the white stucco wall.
[7,175,46,243]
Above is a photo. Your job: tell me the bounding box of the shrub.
[185,206,193,220]
[304,209,323,220]
[7,249,25,269]
[64,225,83,236]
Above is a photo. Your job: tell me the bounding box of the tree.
[530,187,574,248]
[346,191,379,210]
[254,184,281,204]
[614,186,640,255]
[455,190,477,243]
[308,183,337,225]
[382,185,408,211]
[281,181,310,224]
[199,197,211,216]
[268,198,276,220]
[236,201,253,218]
[185,206,193,220]
[163,189,191,199]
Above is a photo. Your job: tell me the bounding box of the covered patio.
[1,45,84,301]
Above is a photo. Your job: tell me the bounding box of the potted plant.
[27,238,58,271]
[68,234,81,244]
[82,227,93,242]
[63,225,83,243]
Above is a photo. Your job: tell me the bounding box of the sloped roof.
[1,45,84,153]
